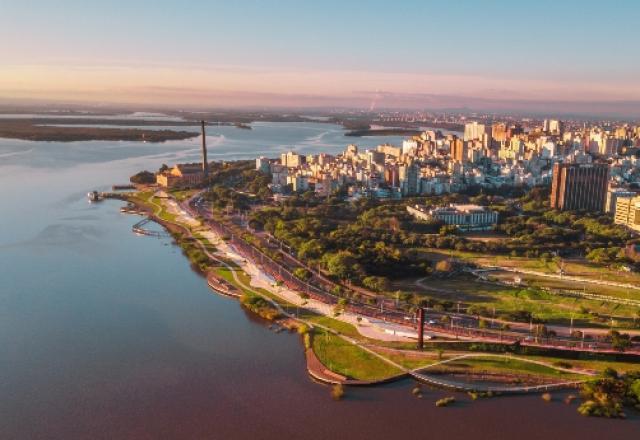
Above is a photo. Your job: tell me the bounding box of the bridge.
[132,217,169,237]
[409,353,588,394]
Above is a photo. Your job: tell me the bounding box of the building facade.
[606,188,636,213]
[407,204,498,231]
[614,196,640,232]
[156,164,205,188]
[550,163,609,211]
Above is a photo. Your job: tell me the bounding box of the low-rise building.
[605,188,637,213]
[614,196,640,232]
[156,164,204,188]
[407,203,499,231]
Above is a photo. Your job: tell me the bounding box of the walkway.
[128,192,605,393]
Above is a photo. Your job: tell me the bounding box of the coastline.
[0,122,199,142]
[115,190,595,394]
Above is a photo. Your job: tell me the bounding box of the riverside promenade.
[121,190,628,394]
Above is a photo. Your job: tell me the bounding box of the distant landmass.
[345,128,422,137]
[0,121,198,142]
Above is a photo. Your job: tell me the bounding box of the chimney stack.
[201,120,209,179]
[417,307,425,350]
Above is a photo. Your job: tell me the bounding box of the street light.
[570,313,574,336]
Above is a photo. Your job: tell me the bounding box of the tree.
[322,251,362,281]
[362,276,389,292]
[333,298,348,316]
[130,170,156,184]
[439,225,458,236]
[435,260,453,273]
[298,239,325,260]
[293,267,311,281]
[609,330,632,352]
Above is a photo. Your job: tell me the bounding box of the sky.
[1,0,639,113]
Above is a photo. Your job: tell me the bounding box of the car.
[427,320,437,325]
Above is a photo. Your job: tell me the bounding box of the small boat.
[87,191,102,202]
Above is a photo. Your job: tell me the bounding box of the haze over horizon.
[2,0,640,116]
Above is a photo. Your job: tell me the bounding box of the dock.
[112,184,136,191]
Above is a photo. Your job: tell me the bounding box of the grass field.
[491,271,639,300]
[419,248,640,285]
[298,310,363,339]
[312,329,402,381]
[372,345,640,375]
[435,356,583,379]
[396,274,640,327]
[168,188,196,202]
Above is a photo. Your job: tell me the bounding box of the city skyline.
[2,0,640,114]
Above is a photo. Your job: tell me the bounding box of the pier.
[112,184,136,191]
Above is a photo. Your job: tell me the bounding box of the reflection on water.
[0,122,637,439]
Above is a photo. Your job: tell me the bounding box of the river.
[0,121,637,439]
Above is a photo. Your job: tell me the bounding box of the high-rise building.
[256,156,270,174]
[366,150,385,167]
[402,138,419,156]
[281,151,306,168]
[450,137,467,163]
[491,123,508,143]
[550,163,609,212]
[544,119,563,135]
[507,124,523,138]
[399,163,419,196]
[377,144,402,158]
[464,121,486,141]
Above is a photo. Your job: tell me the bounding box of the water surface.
[0,122,637,439]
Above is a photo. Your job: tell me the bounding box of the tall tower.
[417,307,425,350]
[201,120,209,179]
[550,163,609,212]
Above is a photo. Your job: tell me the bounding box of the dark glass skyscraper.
[550,163,609,212]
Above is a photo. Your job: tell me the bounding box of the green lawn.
[419,248,640,285]
[372,346,640,376]
[298,311,362,339]
[312,329,402,381]
[404,275,640,326]
[168,188,196,202]
[368,349,437,370]
[497,271,640,301]
[437,356,583,379]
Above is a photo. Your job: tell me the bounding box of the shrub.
[435,397,455,407]
[331,384,345,401]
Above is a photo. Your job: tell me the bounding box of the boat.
[87,191,102,202]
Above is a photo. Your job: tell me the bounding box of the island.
[0,120,199,142]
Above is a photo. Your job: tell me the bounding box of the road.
[179,192,640,356]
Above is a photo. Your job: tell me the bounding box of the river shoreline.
[118,190,596,396]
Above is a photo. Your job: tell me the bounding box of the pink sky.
[2,64,639,111]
